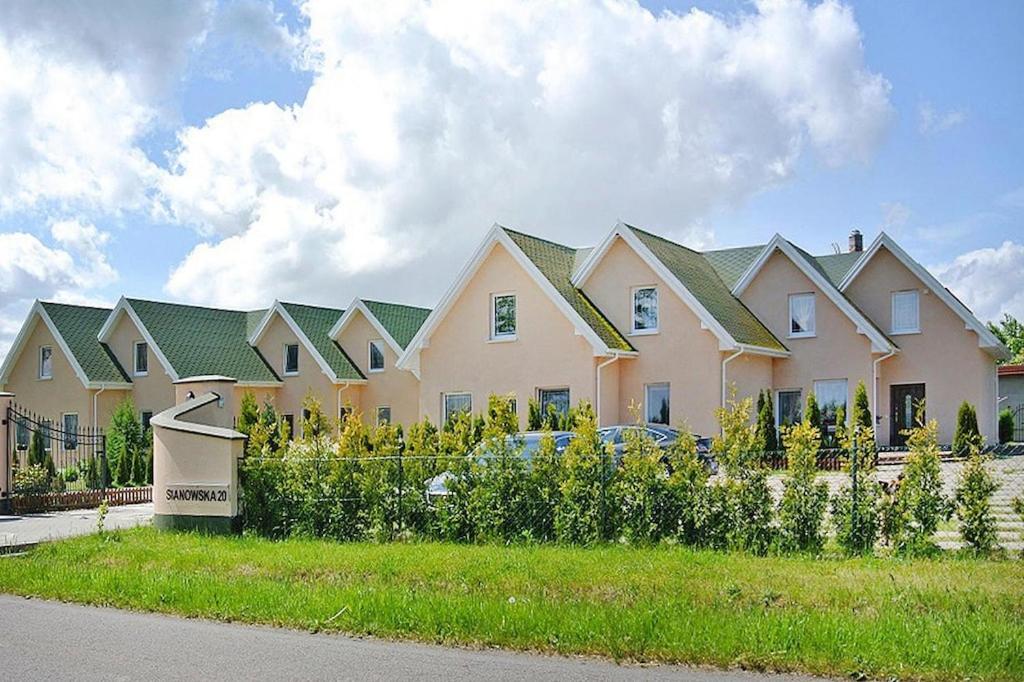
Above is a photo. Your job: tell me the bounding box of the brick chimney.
[849,229,863,253]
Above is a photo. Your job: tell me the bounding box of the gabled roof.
[730,234,895,354]
[397,225,636,377]
[100,298,282,385]
[838,232,1008,357]
[247,301,365,383]
[0,301,131,389]
[572,223,787,355]
[328,298,432,360]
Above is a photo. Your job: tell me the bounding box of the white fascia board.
[575,222,740,351]
[736,235,894,355]
[735,343,791,359]
[397,224,614,371]
[329,298,405,359]
[0,301,94,389]
[98,297,180,381]
[839,233,1007,356]
[266,302,341,383]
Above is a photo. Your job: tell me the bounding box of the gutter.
[336,382,351,433]
[92,387,105,430]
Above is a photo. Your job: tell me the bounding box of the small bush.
[954,453,999,554]
[755,390,777,453]
[952,401,981,456]
[526,430,563,542]
[999,408,1015,444]
[777,420,829,553]
[14,464,50,496]
[804,393,822,445]
[663,427,710,545]
[613,406,666,545]
[555,402,614,545]
[831,480,882,554]
[471,395,531,543]
[892,416,952,555]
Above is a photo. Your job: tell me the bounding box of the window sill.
[368,368,385,373]
[788,333,816,339]
[890,329,921,336]
[38,376,52,381]
[488,336,518,343]
[134,372,148,377]
[629,329,659,336]
[283,371,299,377]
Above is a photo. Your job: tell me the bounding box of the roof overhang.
[98,297,180,381]
[247,301,347,383]
[732,234,895,355]
[328,298,405,360]
[0,301,132,390]
[838,232,1008,358]
[396,224,628,379]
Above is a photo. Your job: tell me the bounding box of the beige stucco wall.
[740,251,876,436]
[106,312,175,417]
[845,246,998,444]
[153,425,243,518]
[727,352,775,416]
[582,237,734,434]
[417,242,604,430]
[334,309,419,426]
[253,313,339,431]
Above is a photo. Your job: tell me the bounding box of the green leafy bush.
[471,395,531,543]
[998,408,1015,444]
[613,408,666,544]
[803,393,822,445]
[952,401,982,456]
[108,397,143,487]
[778,420,829,553]
[662,428,711,545]
[555,402,613,545]
[13,464,50,495]
[954,453,999,554]
[892,417,952,555]
[755,389,777,453]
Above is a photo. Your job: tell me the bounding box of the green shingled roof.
[628,228,786,352]
[502,228,635,353]
[126,299,280,383]
[362,300,432,350]
[39,302,130,385]
[813,251,863,287]
[280,302,365,381]
[702,245,766,290]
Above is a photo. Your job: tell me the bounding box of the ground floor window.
[777,389,802,429]
[814,379,848,438]
[15,418,29,450]
[443,393,472,423]
[645,383,670,425]
[376,406,392,424]
[538,388,570,419]
[62,413,78,450]
[41,419,52,452]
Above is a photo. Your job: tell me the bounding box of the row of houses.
[0,222,1008,446]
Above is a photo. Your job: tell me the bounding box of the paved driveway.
[0,503,152,550]
[0,595,824,681]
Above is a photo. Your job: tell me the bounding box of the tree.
[778,419,829,553]
[804,393,822,443]
[237,390,260,436]
[954,452,998,554]
[988,313,1024,364]
[952,401,981,456]
[892,415,951,555]
[755,390,777,453]
[108,398,143,487]
[851,381,872,430]
[999,408,1015,444]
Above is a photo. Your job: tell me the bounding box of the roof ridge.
[126,296,253,315]
[362,298,432,312]
[626,225,706,256]
[280,301,344,314]
[40,300,113,312]
[499,226,582,252]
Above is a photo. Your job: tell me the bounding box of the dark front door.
[890,383,925,447]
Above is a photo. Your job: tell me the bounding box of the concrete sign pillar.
[152,377,245,534]
[0,392,13,513]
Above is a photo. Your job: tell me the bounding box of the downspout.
[721,348,744,411]
[872,350,897,444]
[92,387,105,430]
[595,355,619,426]
[336,382,351,433]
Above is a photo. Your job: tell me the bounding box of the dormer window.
[788,293,816,338]
[38,346,53,379]
[369,339,385,372]
[891,290,920,334]
[631,286,658,334]
[491,293,517,339]
[284,343,299,376]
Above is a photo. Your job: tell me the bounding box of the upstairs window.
[891,290,920,334]
[133,341,149,376]
[38,346,53,379]
[632,286,659,334]
[491,293,517,339]
[369,339,385,372]
[789,293,816,338]
[284,343,299,375]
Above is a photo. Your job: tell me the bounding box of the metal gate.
[6,403,108,512]
[1014,404,1024,443]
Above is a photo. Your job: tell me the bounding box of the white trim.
[630,285,660,335]
[283,342,300,376]
[644,381,671,426]
[442,391,473,423]
[99,297,179,381]
[397,225,630,374]
[775,388,803,430]
[839,233,1007,357]
[368,339,386,373]
[248,301,347,383]
[133,340,149,376]
[0,301,131,390]
[787,292,816,339]
[328,298,405,360]
[890,289,920,335]
[733,235,894,354]
[490,291,518,340]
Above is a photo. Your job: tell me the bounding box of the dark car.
[425,431,575,500]
[597,425,717,473]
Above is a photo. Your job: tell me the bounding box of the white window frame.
[631,285,659,335]
[38,345,53,380]
[368,339,386,373]
[62,413,79,451]
[133,341,149,376]
[490,292,517,341]
[538,387,571,418]
[443,392,472,423]
[283,343,300,376]
[775,389,803,429]
[376,406,392,424]
[644,383,670,425]
[891,289,920,335]
[788,293,816,338]
[813,378,848,436]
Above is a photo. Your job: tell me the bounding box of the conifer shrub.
[952,401,981,456]
[108,398,143,487]
[613,404,666,544]
[526,429,563,542]
[471,395,531,543]
[778,419,829,553]
[755,389,778,454]
[892,415,952,556]
[555,402,614,545]
[954,451,998,554]
[999,408,1015,444]
[662,427,711,545]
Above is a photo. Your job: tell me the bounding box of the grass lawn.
[0,529,1021,681]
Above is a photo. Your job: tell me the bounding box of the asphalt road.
[0,595,823,681]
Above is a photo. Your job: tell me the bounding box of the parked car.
[597,425,717,474]
[424,431,575,500]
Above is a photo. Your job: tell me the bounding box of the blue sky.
[0,0,1021,359]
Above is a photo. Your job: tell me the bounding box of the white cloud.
[881,201,911,231]
[159,0,893,308]
[918,101,966,136]
[930,241,1024,323]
